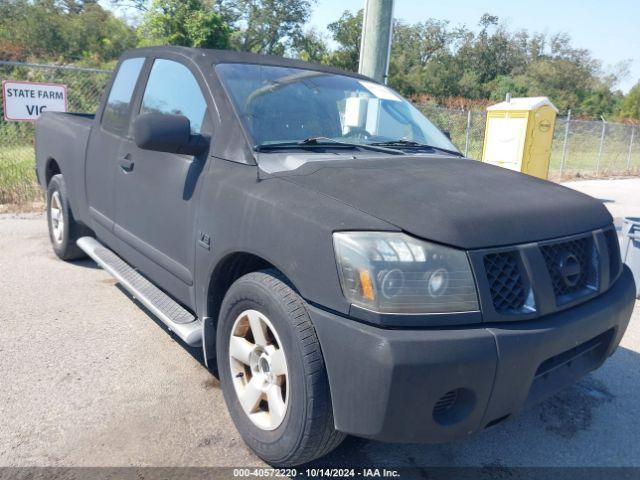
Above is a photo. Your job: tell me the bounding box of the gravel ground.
[1,178,639,469]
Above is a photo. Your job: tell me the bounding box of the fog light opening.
[432,388,476,426]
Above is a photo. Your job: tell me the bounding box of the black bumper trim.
[310,265,636,443]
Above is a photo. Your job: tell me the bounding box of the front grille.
[484,251,527,313]
[476,228,618,321]
[541,236,597,303]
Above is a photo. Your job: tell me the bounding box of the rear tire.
[46,174,89,260]
[217,270,345,466]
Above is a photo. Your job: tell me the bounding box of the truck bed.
[35,111,95,220]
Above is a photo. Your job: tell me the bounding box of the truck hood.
[273,156,612,249]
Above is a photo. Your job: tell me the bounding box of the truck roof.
[120,46,370,81]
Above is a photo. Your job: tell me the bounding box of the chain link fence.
[0,60,639,206]
[0,61,111,205]
[418,105,488,160]
[417,103,640,180]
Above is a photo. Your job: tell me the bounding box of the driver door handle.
[119,156,134,173]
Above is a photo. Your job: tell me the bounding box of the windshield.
[215,63,458,153]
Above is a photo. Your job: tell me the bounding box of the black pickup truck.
[35,46,636,466]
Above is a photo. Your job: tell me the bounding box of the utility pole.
[358,0,395,84]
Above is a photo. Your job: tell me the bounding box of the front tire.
[217,270,345,466]
[46,174,88,260]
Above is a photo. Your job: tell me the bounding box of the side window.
[102,57,145,135]
[140,59,207,134]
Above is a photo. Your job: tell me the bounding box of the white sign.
[2,80,67,122]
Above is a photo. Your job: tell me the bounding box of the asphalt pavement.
[1,178,639,469]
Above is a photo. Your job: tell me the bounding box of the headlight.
[333,232,479,314]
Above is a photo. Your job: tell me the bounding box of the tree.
[325,9,362,72]
[2,1,632,120]
[63,2,137,62]
[617,84,640,121]
[0,0,136,63]
[487,75,530,101]
[137,0,230,49]
[388,19,460,96]
[221,0,315,55]
[292,29,329,64]
[381,12,628,117]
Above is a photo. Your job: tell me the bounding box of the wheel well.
[45,158,61,186]
[207,252,277,323]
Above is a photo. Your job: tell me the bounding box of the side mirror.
[133,113,208,156]
[443,130,452,141]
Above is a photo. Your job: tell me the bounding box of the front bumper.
[310,265,636,443]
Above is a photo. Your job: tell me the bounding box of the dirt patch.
[555,173,640,183]
[197,435,221,447]
[202,377,220,390]
[0,201,45,214]
[538,376,615,438]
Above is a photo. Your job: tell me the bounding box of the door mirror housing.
[133,113,208,156]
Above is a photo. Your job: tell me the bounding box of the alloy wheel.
[229,309,289,431]
[50,191,65,244]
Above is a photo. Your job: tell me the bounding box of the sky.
[102,0,640,93]
[309,0,640,93]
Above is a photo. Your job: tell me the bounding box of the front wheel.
[217,270,345,466]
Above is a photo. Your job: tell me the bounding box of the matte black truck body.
[35,47,635,455]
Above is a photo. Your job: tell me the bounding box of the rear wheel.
[46,174,89,260]
[217,270,345,466]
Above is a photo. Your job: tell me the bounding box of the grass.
[1,115,639,209]
[0,145,42,205]
[548,130,640,179]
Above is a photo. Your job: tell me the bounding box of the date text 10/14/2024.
[233,468,401,478]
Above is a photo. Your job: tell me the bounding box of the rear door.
[85,57,146,245]
[113,58,211,307]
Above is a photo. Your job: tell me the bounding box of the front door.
[114,58,210,307]
[85,57,145,245]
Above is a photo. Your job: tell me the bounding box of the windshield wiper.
[370,140,464,157]
[254,137,404,155]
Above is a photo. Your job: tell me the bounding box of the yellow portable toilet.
[481,96,558,179]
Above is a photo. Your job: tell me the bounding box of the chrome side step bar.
[77,237,202,346]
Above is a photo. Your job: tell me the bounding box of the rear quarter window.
[102,57,145,135]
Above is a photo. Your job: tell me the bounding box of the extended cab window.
[102,57,145,135]
[140,59,207,134]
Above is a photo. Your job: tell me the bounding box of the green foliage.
[0,145,39,205]
[0,0,136,63]
[387,19,453,96]
[324,9,362,71]
[1,1,638,121]
[487,75,529,101]
[386,14,633,118]
[137,0,230,49]
[292,29,329,64]
[617,84,640,120]
[222,0,316,55]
